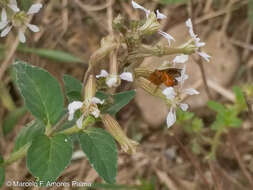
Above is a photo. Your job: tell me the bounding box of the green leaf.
[0,154,4,188]
[79,128,117,184]
[14,61,64,126]
[211,114,225,131]
[27,134,72,183]
[63,74,82,102]
[233,86,247,112]
[96,91,110,101]
[2,107,27,135]
[18,46,83,63]
[106,90,136,115]
[229,117,242,128]
[208,101,226,113]
[13,121,44,152]
[191,118,203,133]
[176,109,194,122]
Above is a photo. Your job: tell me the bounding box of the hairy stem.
[1,143,31,167]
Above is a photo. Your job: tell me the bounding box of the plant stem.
[209,129,223,160]
[57,115,95,136]
[1,116,95,168]
[1,143,31,167]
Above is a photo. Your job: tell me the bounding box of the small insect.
[148,68,181,87]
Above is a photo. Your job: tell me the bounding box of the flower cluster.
[185,18,211,62]
[96,69,133,88]
[0,0,42,42]
[68,97,104,128]
[162,64,200,128]
[132,0,175,45]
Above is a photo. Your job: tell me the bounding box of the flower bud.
[84,74,96,101]
[135,77,165,100]
[134,67,153,78]
[101,114,138,154]
[138,12,160,35]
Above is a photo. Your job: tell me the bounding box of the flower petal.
[184,88,200,95]
[166,108,176,128]
[96,69,109,78]
[1,8,7,22]
[1,25,12,37]
[67,101,83,121]
[18,30,26,43]
[186,18,197,39]
[106,75,118,87]
[91,97,104,104]
[156,10,167,20]
[26,23,39,32]
[131,0,150,18]
[197,51,211,62]
[0,21,8,30]
[120,72,133,82]
[91,109,100,118]
[179,103,189,111]
[76,114,85,128]
[173,54,189,64]
[162,87,176,100]
[27,3,43,15]
[8,3,20,12]
[158,30,175,46]
[176,66,188,84]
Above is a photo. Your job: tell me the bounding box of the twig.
[172,134,210,188]
[195,0,247,24]
[208,161,224,190]
[194,57,213,100]
[244,93,253,122]
[228,132,253,188]
[207,80,235,102]
[0,38,19,80]
[0,0,43,80]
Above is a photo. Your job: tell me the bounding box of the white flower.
[119,72,133,82]
[7,0,20,12]
[67,97,104,128]
[158,30,175,46]
[27,3,43,15]
[162,87,176,100]
[1,0,20,23]
[68,101,83,121]
[91,109,100,118]
[173,54,189,64]
[175,66,188,85]
[131,0,150,18]
[197,51,211,62]
[163,69,199,128]
[96,70,109,78]
[106,75,118,88]
[76,114,85,128]
[179,103,188,111]
[156,10,167,20]
[0,3,42,43]
[91,97,104,104]
[185,18,211,62]
[97,70,134,88]
[167,108,176,128]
